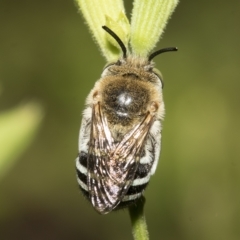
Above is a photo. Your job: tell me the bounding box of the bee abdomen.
[75,152,151,209]
[76,152,88,193]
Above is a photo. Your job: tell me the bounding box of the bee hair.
[102,26,127,59]
[148,47,178,62]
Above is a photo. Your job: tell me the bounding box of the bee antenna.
[148,47,178,62]
[102,26,127,59]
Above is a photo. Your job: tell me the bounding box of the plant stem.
[128,196,149,240]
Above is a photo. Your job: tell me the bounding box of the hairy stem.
[129,197,149,240]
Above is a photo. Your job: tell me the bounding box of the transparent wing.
[87,102,154,214]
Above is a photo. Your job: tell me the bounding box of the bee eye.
[102,60,123,77]
[152,68,164,88]
[101,67,110,77]
[157,75,164,89]
[103,62,115,70]
[101,63,114,77]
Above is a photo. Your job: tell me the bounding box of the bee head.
[102,26,177,61]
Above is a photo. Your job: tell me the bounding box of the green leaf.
[0,103,43,180]
[75,0,130,61]
[130,0,179,57]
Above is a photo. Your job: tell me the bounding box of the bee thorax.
[102,79,149,126]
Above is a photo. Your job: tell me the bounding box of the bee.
[76,26,177,214]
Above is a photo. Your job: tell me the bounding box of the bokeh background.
[1,0,240,239]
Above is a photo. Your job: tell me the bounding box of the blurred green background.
[1,0,240,239]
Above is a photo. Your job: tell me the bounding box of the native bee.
[76,26,177,214]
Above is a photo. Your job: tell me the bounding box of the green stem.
[128,197,149,240]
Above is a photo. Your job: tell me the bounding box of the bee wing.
[87,102,115,213]
[88,102,154,214]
